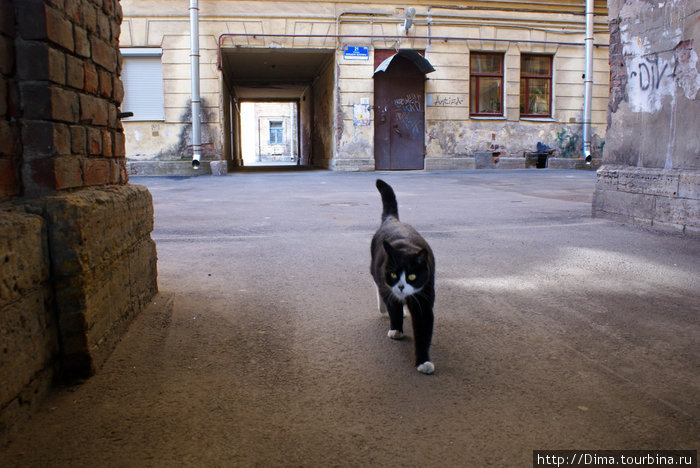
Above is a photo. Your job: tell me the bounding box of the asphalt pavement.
[2,169,698,467]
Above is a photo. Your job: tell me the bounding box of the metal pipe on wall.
[190,0,202,169]
[582,0,594,164]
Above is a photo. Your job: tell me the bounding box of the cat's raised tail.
[376,179,399,222]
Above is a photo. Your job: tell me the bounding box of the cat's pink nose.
[398,285,404,291]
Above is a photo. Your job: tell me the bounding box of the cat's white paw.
[417,361,435,374]
[387,330,404,340]
[402,305,408,318]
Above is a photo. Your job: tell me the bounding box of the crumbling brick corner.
[1,0,158,435]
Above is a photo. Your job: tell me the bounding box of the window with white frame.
[269,121,284,145]
[120,48,165,121]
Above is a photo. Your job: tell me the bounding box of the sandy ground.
[1,170,699,467]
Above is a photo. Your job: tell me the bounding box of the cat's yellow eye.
[408,274,417,281]
[390,273,398,279]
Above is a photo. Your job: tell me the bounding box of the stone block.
[0,211,57,420]
[678,170,700,200]
[617,167,680,197]
[0,212,49,305]
[209,160,228,175]
[654,196,700,229]
[38,185,157,376]
[592,187,655,224]
[425,157,475,171]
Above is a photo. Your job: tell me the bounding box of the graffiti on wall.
[625,36,700,113]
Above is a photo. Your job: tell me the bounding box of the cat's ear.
[416,248,428,264]
[383,240,398,259]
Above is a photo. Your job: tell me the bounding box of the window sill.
[520,117,555,122]
[470,116,506,120]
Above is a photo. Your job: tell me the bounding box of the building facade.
[120,0,609,173]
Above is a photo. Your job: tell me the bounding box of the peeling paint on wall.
[427,121,604,159]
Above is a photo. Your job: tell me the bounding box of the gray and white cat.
[370,179,436,375]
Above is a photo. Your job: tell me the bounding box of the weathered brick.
[16,42,66,84]
[25,156,82,193]
[98,69,112,98]
[91,36,115,72]
[81,2,97,33]
[21,121,71,159]
[70,125,86,154]
[0,78,7,118]
[110,19,120,46]
[0,0,15,36]
[0,120,21,158]
[0,35,14,76]
[112,75,124,104]
[45,5,74,51]
[66,54,85,89]
[96,9,111,42]
[55,156,83,189]
[51,86,79,123]
[74,26,90,58]
[16,0,48,41]
[0,157,20,198]
[84,63,98,94]
[107,102,117,129]
[80,94,108,126]
[112,131,125,157]
[83,157,109,185]
[87,127,101,155]
[101,129,112,157]
[20,83,50,120]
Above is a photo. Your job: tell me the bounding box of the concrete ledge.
[331,159,375,171]
[128,161,214,176]
[593,166,700,236]
[425,157,476,171]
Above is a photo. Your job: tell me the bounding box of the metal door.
[374,55,425,170]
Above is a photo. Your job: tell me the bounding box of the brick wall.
[1,0,158,435]
[14,0,127,196]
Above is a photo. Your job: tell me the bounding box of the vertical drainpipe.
[582,0,594,164]
[190,0,202,169]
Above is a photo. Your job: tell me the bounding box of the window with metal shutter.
[120,50,164,121]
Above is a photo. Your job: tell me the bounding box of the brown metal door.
[374,54,425,170]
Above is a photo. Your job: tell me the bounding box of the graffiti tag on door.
[394,94,422,112]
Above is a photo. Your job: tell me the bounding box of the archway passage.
[220,48,334,169]
[373,50,434,170]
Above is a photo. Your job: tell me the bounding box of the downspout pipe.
[582,0,594,164]
[189,0,202,169]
